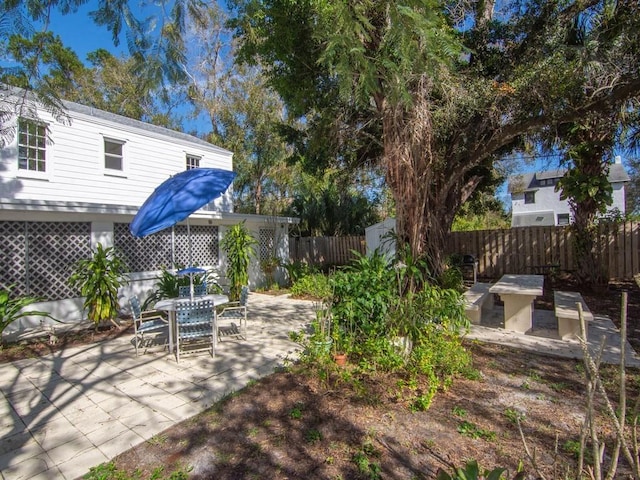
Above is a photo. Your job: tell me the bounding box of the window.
[557,213,570,226]
[186,154,200,170]
[524,191,536,204]
[104,138,124,171]
[18,119,47,172]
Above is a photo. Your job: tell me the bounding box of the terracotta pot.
[333,353,347,366]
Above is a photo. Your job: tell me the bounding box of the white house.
[508,157,629,227]
[0,88,297,335]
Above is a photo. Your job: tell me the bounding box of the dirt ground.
[2,277,640,479]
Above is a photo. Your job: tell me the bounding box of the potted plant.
[68,244,129,330]
[310,299,333,356]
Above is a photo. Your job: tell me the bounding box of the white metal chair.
[218,286,249,341]
[130,296,168,356]
[175,299,216,363]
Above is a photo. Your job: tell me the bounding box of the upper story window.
[557,213,570,226]
[186,154,200,170]
[18,119,47,172]
[104,138,125,171]
[524,191,536,204]
[539,178,557,187]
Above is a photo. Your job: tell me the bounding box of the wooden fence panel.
[447,222,640,280]
[289,236,366,266]
[291,222,640,280]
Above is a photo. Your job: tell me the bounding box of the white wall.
[512,182,627,226]
[0,107,235,212]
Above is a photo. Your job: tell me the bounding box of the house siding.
[3,108,234,211]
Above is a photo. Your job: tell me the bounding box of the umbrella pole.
[188,219,194,301]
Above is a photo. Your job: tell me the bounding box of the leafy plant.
[436,460,513,480]
[260,255,280,289]
[282,260,318,286]
[68,244,128,330]
[221,222,256,301]
[0,285,56,344]
[290,273,332,300]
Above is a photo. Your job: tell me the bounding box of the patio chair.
[218,286,249,341]
[178,283,207,298]
[175,299,216,363]
[130,296,169,356]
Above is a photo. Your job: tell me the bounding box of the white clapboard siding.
[2,97,234,212]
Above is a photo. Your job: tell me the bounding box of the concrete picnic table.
[489,274,544,333]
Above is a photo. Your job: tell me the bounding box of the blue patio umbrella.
[130,168,236,298]
[130,168,236,237]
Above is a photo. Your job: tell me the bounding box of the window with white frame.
[557,213,570,226]
[524,191,536,204]
[18,119,47,172]
[186,154,200,170]
[104,138,125,171]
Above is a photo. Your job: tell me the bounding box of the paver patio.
[0,293,315,480]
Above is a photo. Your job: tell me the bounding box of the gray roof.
[508,163,630,193]
[2,84,231,155]
[63,99,232,155]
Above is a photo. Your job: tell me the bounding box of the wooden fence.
[446,222,640,280]
[289,236,366,266]
[291,221,640,280]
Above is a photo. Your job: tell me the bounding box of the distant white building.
[508,157,629,227]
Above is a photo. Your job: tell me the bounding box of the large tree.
[230,0,640,277]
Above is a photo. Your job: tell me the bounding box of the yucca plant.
[68,244,129,330]
[221,222,256,301]
[0,285,55,345]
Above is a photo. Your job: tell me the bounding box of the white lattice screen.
[259,228,276,261]
[0,221,91,300]
[114,223,219,272]
[0,221,220,302]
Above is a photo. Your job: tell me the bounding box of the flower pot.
[311,339,333,355]
[333,353,347,366]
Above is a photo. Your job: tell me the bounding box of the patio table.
[489,274,544,333]
[155,294,229,352]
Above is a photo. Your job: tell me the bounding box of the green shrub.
[282,260,318,286]
[68,244,128,329]
[0,285,56,342]
[290,273,332,300]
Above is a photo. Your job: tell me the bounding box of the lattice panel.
[259,228,276,261]
[27,222,91,300]
[174,225,219,267]
[114,223,173,272]
[0,222,28,296]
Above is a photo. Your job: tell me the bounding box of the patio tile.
[45,435,95,465]
[84,418,129,446]
[96,428,145,459]
[30,417,83,451]
[0,453,54,480]
[57,447,109,480]
[0,434,47,471]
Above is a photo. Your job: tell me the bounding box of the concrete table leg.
[499,293,536,333]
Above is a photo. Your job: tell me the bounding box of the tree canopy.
[230,0,640,275]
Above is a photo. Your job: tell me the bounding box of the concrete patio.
[1,293,638,479]
[0,293,315,480]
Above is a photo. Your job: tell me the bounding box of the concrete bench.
[554,291,594,341]
[464,282,494,325]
